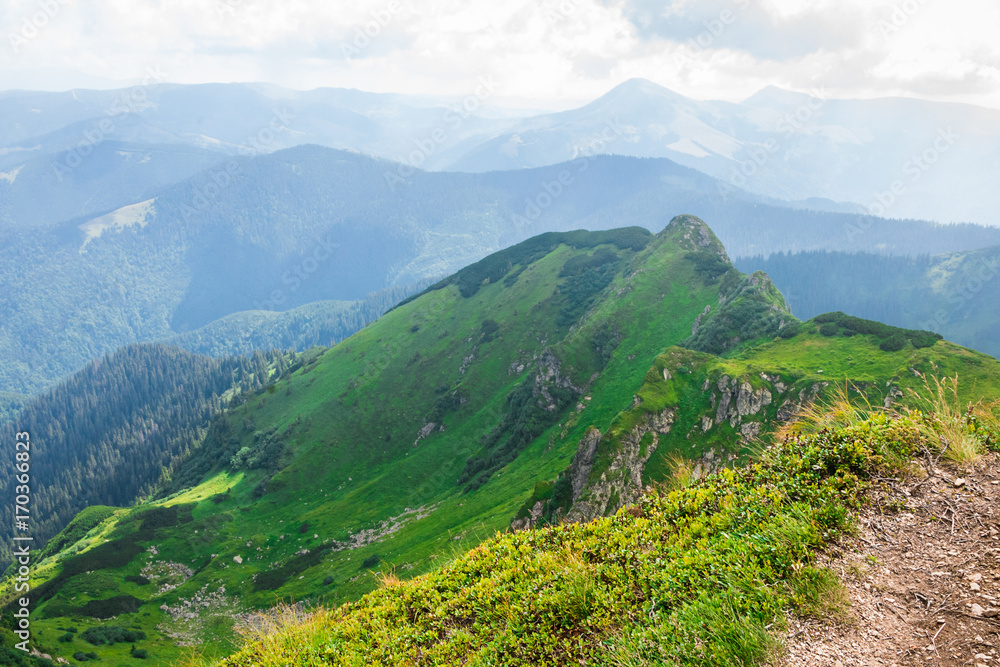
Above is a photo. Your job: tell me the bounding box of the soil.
[784,453,1000,667]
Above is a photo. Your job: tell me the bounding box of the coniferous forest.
[0,344,280,564]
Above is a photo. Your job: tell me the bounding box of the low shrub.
[80,625,147,646]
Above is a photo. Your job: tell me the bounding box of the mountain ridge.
[9,145,1000,409]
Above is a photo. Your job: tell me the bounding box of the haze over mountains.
[444,79,1000,227]
[2,77,999,425]
[3,78,998,227]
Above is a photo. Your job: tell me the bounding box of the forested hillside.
[0,141,225,229]
[169,282,433,357]
[738,247,1000,358]
[0,344,281,563]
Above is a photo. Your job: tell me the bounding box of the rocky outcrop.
[691,447,738,480]
[510,500,546,532]
[883,384,903,408]
[566,408,674,523]
[776,382,829,422]
[761,373,788,394]
[568,427,602,503]
[669,214,730,261]
[549,365,836,528]
[691,305,711,336]
[535,349,583,411]
[412,421,438,447]
[713,375,773,430]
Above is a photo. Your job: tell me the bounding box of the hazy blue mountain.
[0,82,518,170]
[5,79,998,226]
[440,78,1000,226]
[0,140,225,228]
[168,281,434,358]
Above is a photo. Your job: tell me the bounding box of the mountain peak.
[588,77,686,107]
[662,214,729,258]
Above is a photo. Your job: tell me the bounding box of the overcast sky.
[1,0,998,109]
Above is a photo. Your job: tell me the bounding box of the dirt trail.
[785,454,1000,667]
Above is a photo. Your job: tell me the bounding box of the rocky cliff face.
[557,360,835,525]
[565,408,674,522]
[534,349,583,410]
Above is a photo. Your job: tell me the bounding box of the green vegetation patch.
[683,271,796,355]
[73,595,143,619]
[253,545,335,592]
[27,504,196,608]
[403,227,652,301]
[34,506,117,563]
[222,410,979,666]
[812,312,941,351]
[457,375,575,492]
[79,626,147,646]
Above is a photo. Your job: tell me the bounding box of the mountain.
[5,145,1000,407]
[0,141,225,229]
[441,78,1000,226]
[737,246,1000,358]
[4,80,1000,227]
[167,282,434,358]
[0,82,518,170]
[8,216,999,665]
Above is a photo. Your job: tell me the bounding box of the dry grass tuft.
[905,374,983,465]
[232,601,333,655]
[377,570,404,588]
[775,381,876,443]
[663,451,695,490]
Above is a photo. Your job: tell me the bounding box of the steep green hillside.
[219,408,999,666]
[8,217,1000,666]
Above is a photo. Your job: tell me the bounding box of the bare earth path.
[784,454,1000,666]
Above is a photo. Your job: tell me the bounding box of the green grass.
[218,408,992,666]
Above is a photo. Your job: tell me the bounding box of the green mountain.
[737,247,1000,358]
[6,216,999,666]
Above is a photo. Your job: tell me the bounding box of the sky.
[1,0,998,110]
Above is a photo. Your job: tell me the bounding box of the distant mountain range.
[440,79,1000,227]
[2,79,998,225]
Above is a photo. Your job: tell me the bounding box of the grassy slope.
[634,329,998,481]
[11,217,1000,665]
[7,221,733,664]
[218,405,1000,666]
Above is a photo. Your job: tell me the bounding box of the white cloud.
[0,0,996,110]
